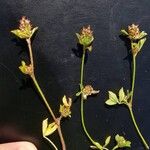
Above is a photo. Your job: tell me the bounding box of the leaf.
[125,141,131,147]
[119,87,125,102]
[11,29,29,39]
[104,136,111,147]
[42,118,58,137]
[45,122,58,136]
[108,91,118,103]
[76,33,80,40]
[139,31,147,39]
[42,118,48,136]
[105,99,118,105]
[120,29,129,36]
[90,145,98,149]
[138,38,146,51]
[31,27,38,37]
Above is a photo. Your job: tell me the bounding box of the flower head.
[82,85,99,100]
[121,24,147,40]
[59,95,72,118]
[11,16,38,39]
[76,25,94,50]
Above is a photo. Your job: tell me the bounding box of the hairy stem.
[26,38,66,150]
[128,106,149,149]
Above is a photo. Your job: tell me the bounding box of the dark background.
[0,0,150,149]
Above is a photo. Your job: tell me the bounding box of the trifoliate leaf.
[105,99,118,105]
[120,29,129,36]
[138,38,146,51]
[104,136,111,147]
[119,87,125,102]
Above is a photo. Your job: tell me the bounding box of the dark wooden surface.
[0,0,150,149]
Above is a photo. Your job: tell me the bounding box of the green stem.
[43,136,58,150]
[81,97,96,145]
[128,106,149,149]
[130,55,136,103]
[80,47,97,146]
[31,76,57,122]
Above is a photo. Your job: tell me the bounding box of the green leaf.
[105,99,118,105]
[119,87,125,102]
[90,145,98,149]
[104,136,111,147]
[11,29,29,39]
[42,118,58,137]
[108,91,119,103]
[115,134,131,148]
[138,38,146,51]
[120,29,129,36]
[42,118,48,136]
[139,31,147,39]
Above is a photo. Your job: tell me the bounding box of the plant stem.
[26,38,66,150]
[31,76,56,121]
[80,47,97,146]
[128,106,149,149]
[43,136,58,150]
[130,55,136,104]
